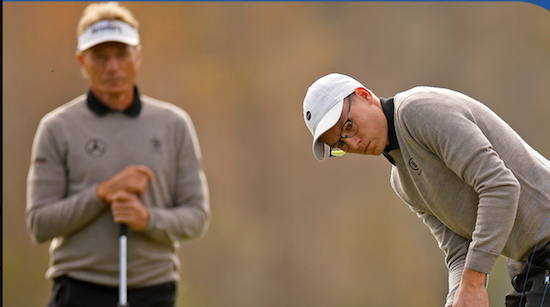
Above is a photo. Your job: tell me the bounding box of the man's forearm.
[452,268,488,307]
[27,186,107,243]
[463,268,487,285]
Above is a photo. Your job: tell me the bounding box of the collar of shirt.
[380,96,399,165]
[86,86,142,117]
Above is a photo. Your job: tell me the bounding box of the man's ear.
[355,87,372,102]
[76,52,84,67]
[135,47,142,69]
[76,52,89,79]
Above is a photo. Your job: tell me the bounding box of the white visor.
[78,19,140,52]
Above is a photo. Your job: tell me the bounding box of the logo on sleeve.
[85,138,106,157]
[33,157,47,165]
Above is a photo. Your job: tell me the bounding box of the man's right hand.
[96,165,155,203]
[451,268,489,307]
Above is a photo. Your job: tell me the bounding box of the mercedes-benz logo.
[149,138,162,153]
[85,138,106,157]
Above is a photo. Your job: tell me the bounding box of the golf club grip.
[119,224,127,236]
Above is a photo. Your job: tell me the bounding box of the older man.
[303,73,550,307]
[26,3,210,306]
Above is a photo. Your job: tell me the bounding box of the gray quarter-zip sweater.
[385,87,550,306]
[26,89,210,288]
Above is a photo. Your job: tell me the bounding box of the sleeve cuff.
[465,247,500,274]
[90,183,109,207]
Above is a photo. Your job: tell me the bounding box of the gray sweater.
[387,87,550,306]
[26,92,210,288]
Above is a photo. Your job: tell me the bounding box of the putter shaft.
[119,224,129,307]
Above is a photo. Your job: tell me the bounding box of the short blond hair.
[77,2,139,37]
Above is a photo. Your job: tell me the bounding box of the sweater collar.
[87,86,141,117]
[380,97,399,165]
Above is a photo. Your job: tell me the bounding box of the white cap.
[77,19,140,52]
[303,73,365,161]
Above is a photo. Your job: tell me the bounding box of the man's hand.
[452,268,489,307]
[97,165,155,203]
[109,190,150,232]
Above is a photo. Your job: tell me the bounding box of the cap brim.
[312,101,344,161]
[77,20,140,52]
[78,35,139,52]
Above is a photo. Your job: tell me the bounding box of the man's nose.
[105,56,121,71]
[344,136,361,150]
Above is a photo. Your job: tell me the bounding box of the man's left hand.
[109,190,150,232]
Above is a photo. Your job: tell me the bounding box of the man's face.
[319,90,389,156]
[78,42,141,98]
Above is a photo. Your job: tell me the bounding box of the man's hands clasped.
[96,165,155,232]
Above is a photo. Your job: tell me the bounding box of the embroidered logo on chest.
[408,158,422,175]
[85,138,106,157]
[148,138,162,154]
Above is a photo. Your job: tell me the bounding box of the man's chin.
[350,151,380,156]
[368,149,384,156]
[357,146,384,155]
[101,86,131,97]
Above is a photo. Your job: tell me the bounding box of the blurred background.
[3,2,550,307]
